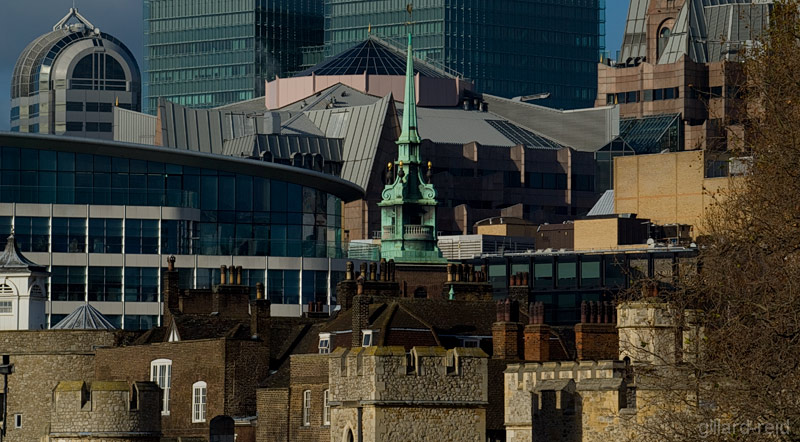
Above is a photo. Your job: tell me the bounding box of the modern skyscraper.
[10,8,141,139]
[323,0,605,110]
[143,0,324,113]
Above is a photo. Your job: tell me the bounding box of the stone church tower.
[0,234,49,330]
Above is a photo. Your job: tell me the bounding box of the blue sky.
[0,2,629,130]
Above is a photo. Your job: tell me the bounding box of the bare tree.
[622,2,800,441]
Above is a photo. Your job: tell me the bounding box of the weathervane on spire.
[406,3,413,25]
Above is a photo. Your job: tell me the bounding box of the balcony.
[403,225,433,240]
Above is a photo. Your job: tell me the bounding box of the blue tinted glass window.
[52,218,86,253]
[51,266,85,301]
[125,267,159,302]
[89,218,122,253]
[88,267,122,301]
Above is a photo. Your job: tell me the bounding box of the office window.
[323,390,330,425]
[89,218,122,253]
[52,218,85,253]
[14,217,49,252]
[124,315,157,331]
[51,266,86,301]
[303,390,311,426]
[192,381,207,423]
[88,267,122,302]
[150,359,172,415]
[267,270,299,304]
[125,267,159,302]
[126,219,159,254]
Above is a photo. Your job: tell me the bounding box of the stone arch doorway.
[209,415,234,442]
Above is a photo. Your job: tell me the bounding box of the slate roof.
[294,36,452,79]
[134,314,252,344]
[52,304,117,330]
[0,234,47,273]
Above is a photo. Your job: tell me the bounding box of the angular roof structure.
[0,234,47,273]
[618,113,681,154]
[294,36,452,79]
[52,303,117,330]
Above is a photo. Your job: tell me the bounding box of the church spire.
[397,33,421,151]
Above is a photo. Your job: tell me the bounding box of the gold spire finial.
[387,162,392,169]
[368,23,372,34]
[427,161,432,169]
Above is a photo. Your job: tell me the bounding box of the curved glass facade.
[0,146,343,258]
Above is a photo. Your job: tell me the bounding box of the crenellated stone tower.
[378,33,446,264]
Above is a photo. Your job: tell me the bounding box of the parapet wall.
[329,346,488,404]
[50,381,161,439]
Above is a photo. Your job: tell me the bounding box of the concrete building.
[596,0,773,151]
[10,8,141,139]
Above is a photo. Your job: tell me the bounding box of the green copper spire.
[376,31,445,264]
[397,33,421,150]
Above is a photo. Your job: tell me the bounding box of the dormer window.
[361,330,373,347]
[460,338,480,348]
[319,333,331,354]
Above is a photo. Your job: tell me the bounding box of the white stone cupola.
[0,234,49,330]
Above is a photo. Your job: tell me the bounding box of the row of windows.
[65,122,113,132]
[66,101,115,112]
[606,87,681,105]
[7,256,345,306]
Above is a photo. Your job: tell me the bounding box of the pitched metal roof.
[0,235,47,273]
[221,134,343,162]
[587,190,615,217]
[306,94,395,190]
[52,303,117,330]
[294,36,451,79]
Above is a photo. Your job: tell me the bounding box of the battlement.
[505,360,627,394]
[329,346,488,405]
[50,381,161,439]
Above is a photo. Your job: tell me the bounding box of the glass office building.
[0,132,362,328]
[143,0,324,113]
[324,0,605,109]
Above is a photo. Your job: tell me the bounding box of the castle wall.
[0,330,123,442]
[49,381,161,441]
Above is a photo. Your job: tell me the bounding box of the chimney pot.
[220,265,227,285]
[256,282,265,300]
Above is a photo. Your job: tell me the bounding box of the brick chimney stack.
[492,298,522,360]
[352,294,370,348]
[575,301,618,360]
[250,286,271,341]
[523,302,550,362]
[163,256,180,325]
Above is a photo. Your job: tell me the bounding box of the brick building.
[93,260,288,441]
